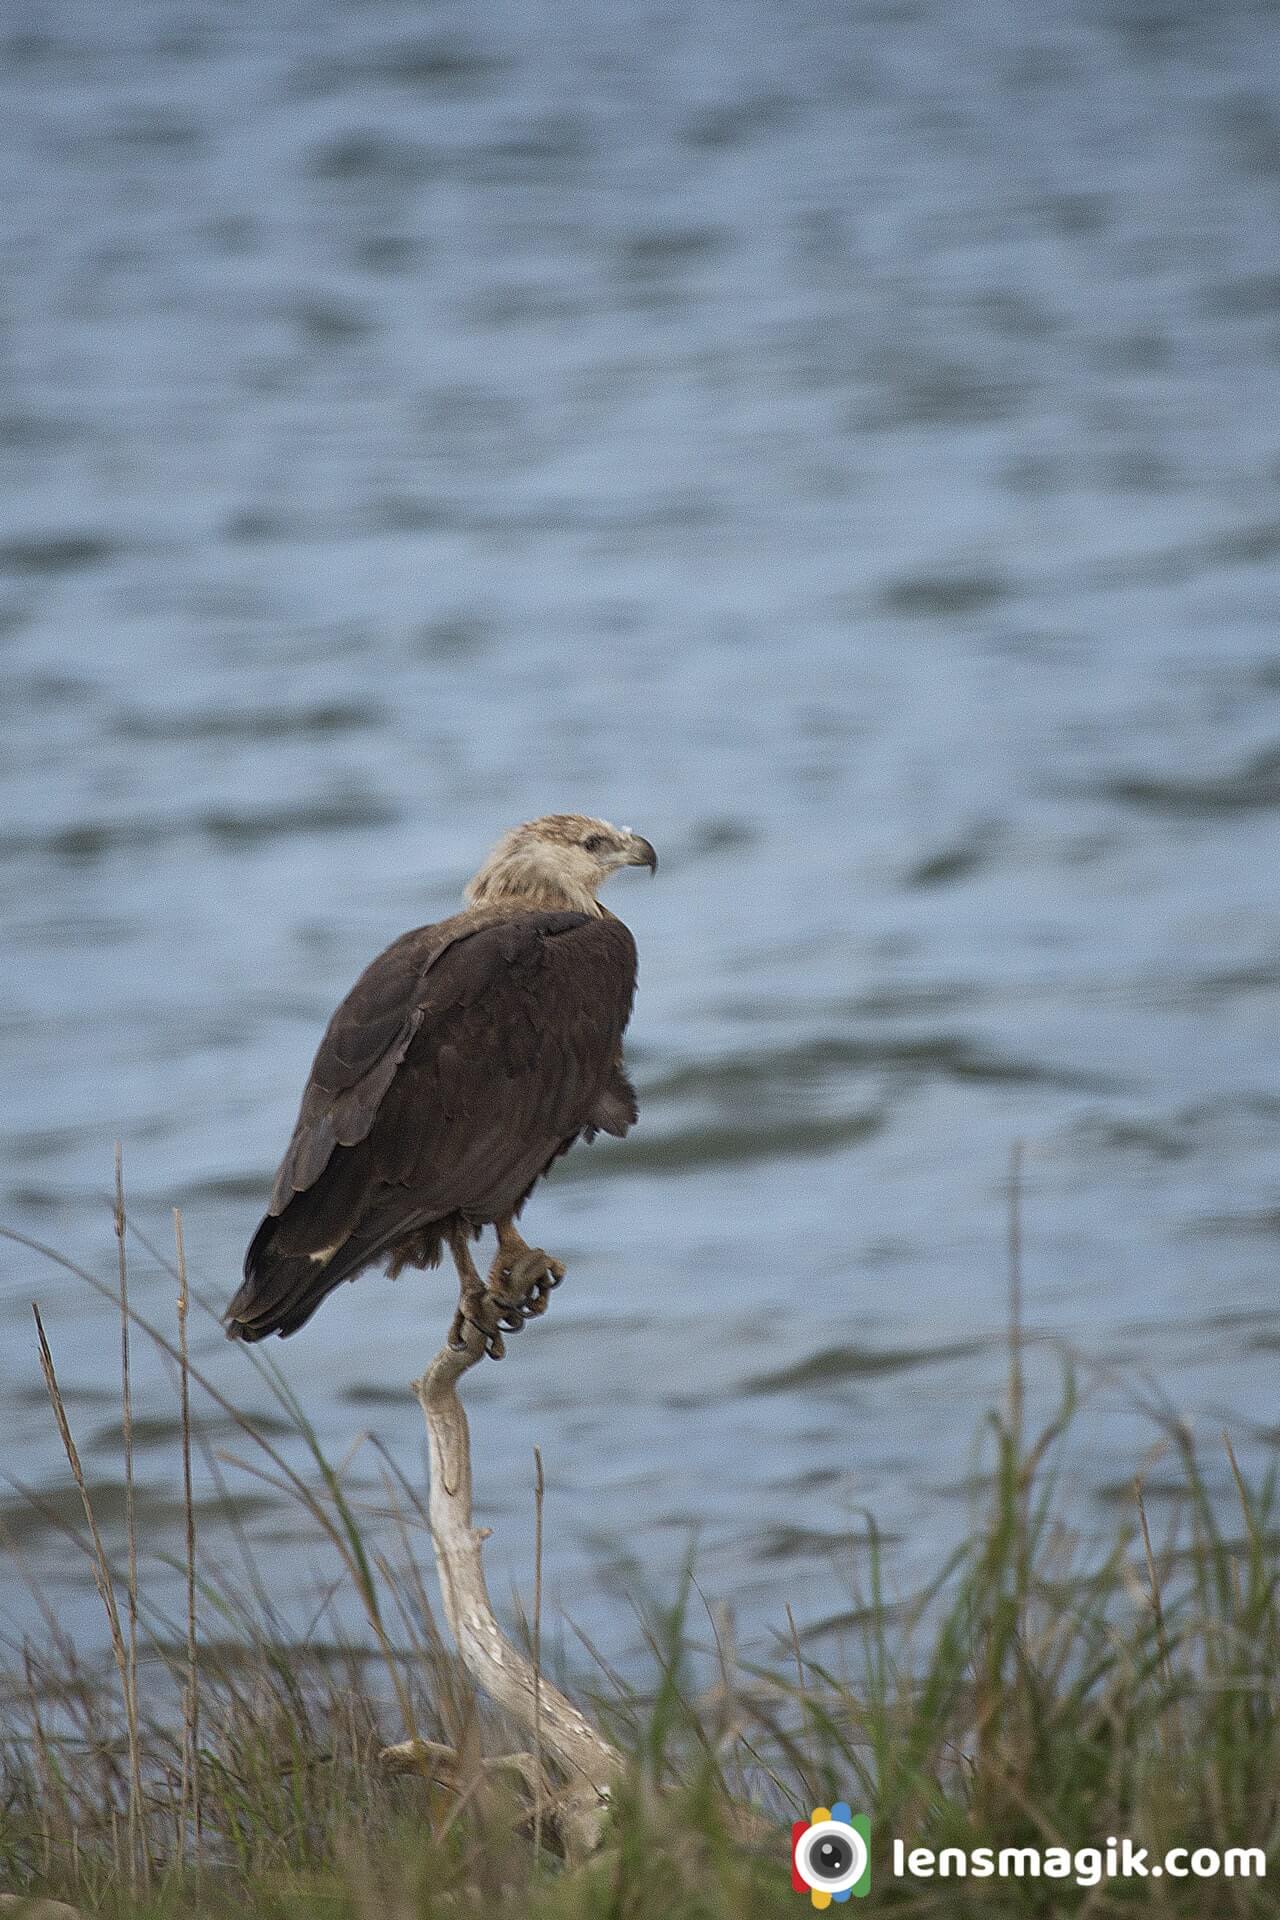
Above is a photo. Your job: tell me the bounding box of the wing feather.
[357,912,637,1237]
[267,908,636,1236]
[266,907,590,1211]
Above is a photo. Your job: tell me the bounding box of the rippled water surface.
[4,0,1280,1668]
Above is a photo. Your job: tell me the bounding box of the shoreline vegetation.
[2,1174,1278,1917]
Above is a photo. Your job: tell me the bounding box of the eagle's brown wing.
[226,909,638,1339]
[266,914,461,1211]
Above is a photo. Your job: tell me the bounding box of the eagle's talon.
[446,1232,570,1361]
[449,1284,513,1360]
[473,1304,508,1360]
[487,1242,566,1324]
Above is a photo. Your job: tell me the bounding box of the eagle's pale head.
[465,813,657,915]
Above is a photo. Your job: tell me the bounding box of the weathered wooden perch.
[379,1310,622,1859]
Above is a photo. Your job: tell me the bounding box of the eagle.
[224,814,655,1356]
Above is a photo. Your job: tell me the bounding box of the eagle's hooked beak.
[627,834,658,874]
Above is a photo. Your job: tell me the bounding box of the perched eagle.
[225,814,655,1355]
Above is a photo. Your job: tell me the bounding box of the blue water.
[3,0,1280,1674]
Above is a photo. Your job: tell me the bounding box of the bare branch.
[380,1312,621,1859]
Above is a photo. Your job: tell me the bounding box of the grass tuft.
[1,1207,1278,1915]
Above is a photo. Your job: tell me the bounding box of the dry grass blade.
[1135,1473,1173,1698]
[114,1144,148,1891]
[533,1444,545,1863]
[175,1206,201,1857]
[1224,1428,1260,1557]
[1007,1137,1025,1459]
[785,1601,805,1694]
[30,1303,137,1883]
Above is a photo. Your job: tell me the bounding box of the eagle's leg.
[487,1216,566,1328]
[446,1223,511,1362]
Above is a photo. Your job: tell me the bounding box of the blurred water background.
[3,0,1280,1674]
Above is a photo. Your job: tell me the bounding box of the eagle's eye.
[582,833,607,853]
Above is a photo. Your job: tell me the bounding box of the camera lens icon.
[791,1802,871,1903]
[801,1822,859,1886]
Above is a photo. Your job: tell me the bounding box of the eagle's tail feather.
[225,1197,445,1341]
[223,1214,355,1341]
